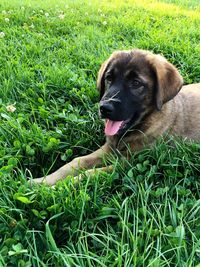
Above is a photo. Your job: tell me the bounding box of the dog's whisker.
[103,92,120,103]
[104,98,121,103]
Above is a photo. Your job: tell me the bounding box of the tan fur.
[32,50,200,185]
[146,53,183,110]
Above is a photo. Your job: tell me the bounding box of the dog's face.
[97,49,183,136]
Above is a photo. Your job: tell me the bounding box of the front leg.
[31,143,111,185]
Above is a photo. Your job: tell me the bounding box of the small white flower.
[32,10,36,14]
[5,18,9,22]
[29,23,35,28]
[58,14,65,19]
[40,9,44,13]
[2,10,7,14]
[23,23,27,28]
[0,32,5,38]
[6,104,16,112]
[45,12,49,17]
[102,20,107,25]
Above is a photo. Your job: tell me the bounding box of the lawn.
[0,0,200,266]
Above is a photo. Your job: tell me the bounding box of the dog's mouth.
[105,118,131,136]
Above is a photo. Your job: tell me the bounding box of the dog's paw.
[28,175,59,186]
[28,177,47,185]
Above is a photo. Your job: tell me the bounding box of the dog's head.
[97,49,183,136]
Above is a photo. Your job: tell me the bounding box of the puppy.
[33,49,200,185]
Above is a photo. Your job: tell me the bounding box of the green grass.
[0,0,200,266]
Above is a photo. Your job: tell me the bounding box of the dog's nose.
[100,102,114,117]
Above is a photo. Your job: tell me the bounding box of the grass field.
[0,0,200,266]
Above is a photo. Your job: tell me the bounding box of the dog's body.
[33,49,200,185]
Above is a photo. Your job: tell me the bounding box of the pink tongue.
[105,120,123,136]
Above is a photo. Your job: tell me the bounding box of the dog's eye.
[105,74,112,83]
[132,80,140,87]
[131,80,141,89]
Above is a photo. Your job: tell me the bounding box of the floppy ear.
[97,59,110,99]
[147,54,183,110]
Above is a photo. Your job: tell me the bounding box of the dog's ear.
[97,51,120,99]
[147,54,183,110]
[97,59,110,99]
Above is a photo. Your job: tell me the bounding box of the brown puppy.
[33,49,200,185]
